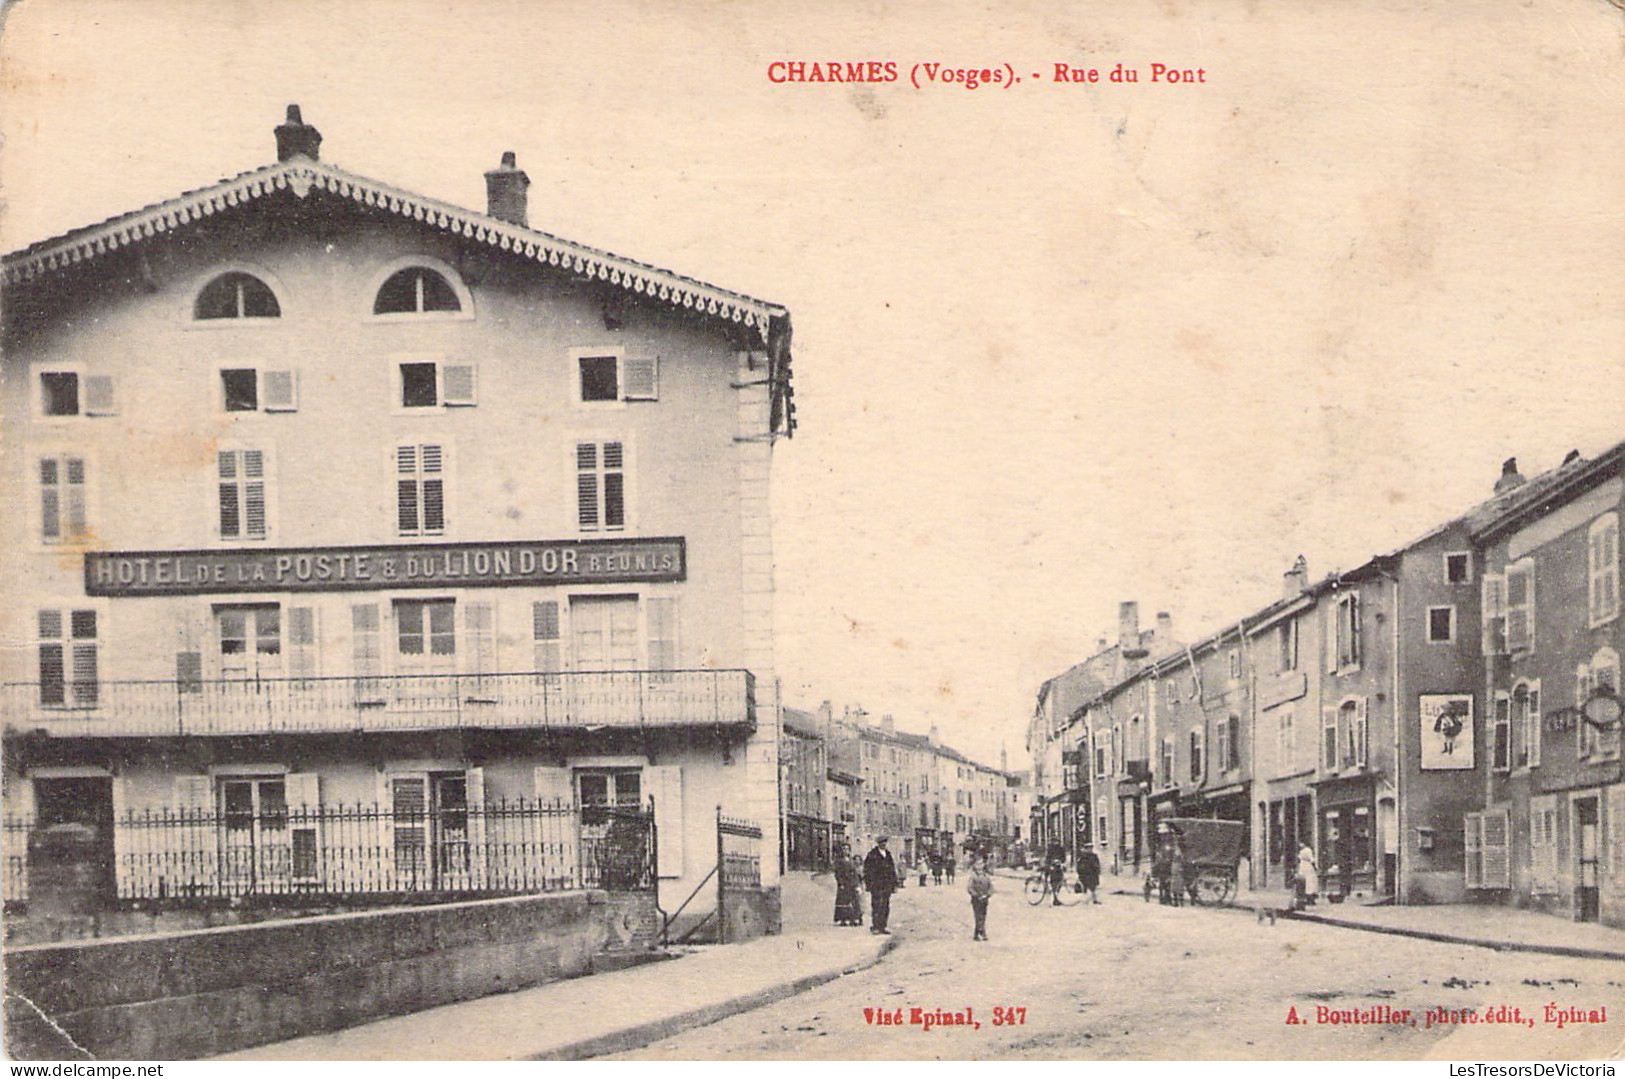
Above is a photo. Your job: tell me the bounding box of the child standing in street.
[967,856,994,941]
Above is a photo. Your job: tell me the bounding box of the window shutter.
[262,370,299,412]
[465,767,487,889]
[84,375,118,416]
[465,600,497,687]
[376,771,396,888]
[1481,808,1510,888]
[1323,708,1338,771]
[441,364,477,406]
[532,601,561,676]
[1355,697,1369,767]
[109,774,132,899]
[533,767,579,887]
[1481,572,1507,653]
[286,773,321,883]
[64,458,88,540]
[1325,602,1338,673]
[645,764,684,877]
[287,606,318,681]
[647,597,677,682]
[1463,812,1482,888]
[623,356,658,400]
[173,775,218,895]
[576,443,599,529]
[1528,684,1541,767]
[421,445,445,534]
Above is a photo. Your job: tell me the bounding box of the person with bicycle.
[1044,841,1067,907]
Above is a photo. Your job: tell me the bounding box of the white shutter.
[1355,697,1369,767]
[1481,572,1507,654]
[645,765,684,878]
[1325,602,1338,673]
[288,606,318,682]
[1481,808,1510,888]
[464,600,497,689]
[465,767,487,889]
[173,775,218,896]
[532,601,561,675]
[286,773,321,884]
[533,766,579,887]
[262,370,299,412]
[441,363,477,406]
[1463,812,1482,888]
[623,356,658,401]
[1322,708,1338,771]
[84,375,118,416]
[375,771,395,892]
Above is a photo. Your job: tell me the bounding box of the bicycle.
[1024,866,1081,906]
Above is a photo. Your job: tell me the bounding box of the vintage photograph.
[1,0,1622,1064]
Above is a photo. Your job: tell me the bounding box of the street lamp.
[1582,686,1622,731]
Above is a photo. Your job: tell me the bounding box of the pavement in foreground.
[222,872,1625,1060]
[612,877,1625,1061]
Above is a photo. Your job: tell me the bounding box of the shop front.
[1314,775,1378,900]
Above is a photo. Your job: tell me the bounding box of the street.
[615,875,1625,1060]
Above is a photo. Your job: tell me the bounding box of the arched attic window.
[195,272,280,320]
[374,266,462,315]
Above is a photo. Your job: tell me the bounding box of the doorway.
[1575,797,1600,923]
[29,776,116,909]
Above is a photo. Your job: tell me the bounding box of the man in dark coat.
[863,835,900,934]
[1078,846,1102,904]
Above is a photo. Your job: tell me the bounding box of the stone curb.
[1107,886,1625,963]
[527,935,899,1060]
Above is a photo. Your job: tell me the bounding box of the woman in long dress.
[833,849,863,926]
[1294,843,1320,909]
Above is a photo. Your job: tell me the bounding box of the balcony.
[1,669,755,739]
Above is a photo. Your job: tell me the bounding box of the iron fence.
[1,800,653,907]
[0,669,755,739]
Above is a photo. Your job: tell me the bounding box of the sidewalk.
[218,875,892,1061]
[1106,871,1625,962]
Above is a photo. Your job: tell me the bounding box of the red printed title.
[766,61,1207,90]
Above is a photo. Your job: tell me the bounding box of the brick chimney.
[1156,610,1173,642]
[484,151,530,227]
[880,714,895,733]
[927,725,939,745]
[274,104,322,162]
[1494,457,1526,495]
[1283,554,1309,600]
[1119,601,1146,659]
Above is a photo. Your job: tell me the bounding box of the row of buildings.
[1028,445,1623,926]
[780,703,1031,869]
[2,107,792,938]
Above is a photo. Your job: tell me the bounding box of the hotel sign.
[85,537,685,597]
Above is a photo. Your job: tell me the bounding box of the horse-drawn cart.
[1163,817,1247,906]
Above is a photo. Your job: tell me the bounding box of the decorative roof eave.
[1,158,789,346]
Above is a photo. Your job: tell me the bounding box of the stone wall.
[4,888,656,1060]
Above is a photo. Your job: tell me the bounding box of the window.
[1189,729,1204,782]
[1224,715,1241,771]
[397,444,446,536]
[576,351,660,405]
[40,371,78,416]
[1481,572,1508,654]
[1445,552,1472,585]
[396,600,456,664]
[1110,725,1120,776]
[195,272,280,319]
[220,367,298,413]
[1427,606,1455,643]
[218,449,268,540]
[1322,709,1339,771]
[37,609,98,707]
[1529,796,1559,894]
[1277,707,1295,762]
[1580,649,1620,759]
[1505,560,1534,653]
[1228,651,1242,680]
[578,769,642,808]
[352,604,383,699]
[218,606,281,681]
[396,360,476,409]
[1278,621,1299,672]
[1095,744,1107,778]
[1336,699,1367,768]
[1159,736,1174,786]
[1334,593,1362,669]
[1215,719,1230,777]
[1492,691,1511,771]
[576,441,626,532]
[1590,514,1619,627]
[287,607,318,685]
[464,601,497,689]
[374,267,461,315]
[1513,681,1541,768]
[1165,678,1179,706]
[39,455,87,544]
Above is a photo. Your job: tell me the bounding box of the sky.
[3,0,1622,771]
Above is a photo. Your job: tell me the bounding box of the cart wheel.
[1191,868,1234,907]
[1024,875,1046,906]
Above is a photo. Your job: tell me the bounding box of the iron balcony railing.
[1,669,755,738]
